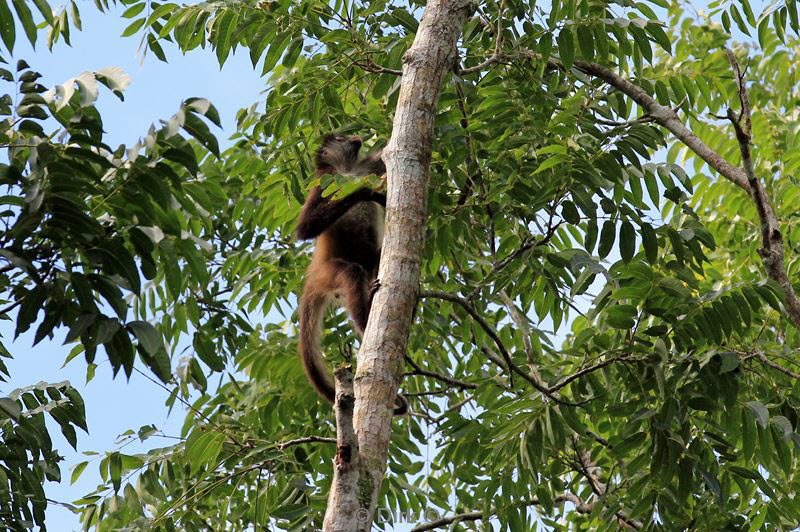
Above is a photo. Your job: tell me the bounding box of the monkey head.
[315,134,363,174]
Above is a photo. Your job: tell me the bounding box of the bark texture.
[321,0,474,529]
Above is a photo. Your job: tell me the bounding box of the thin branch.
[568,57,751,191]
[459,0,506,75]
[548,357,619,393]
[571,437,642,529]
[411,494,591,531]
[0,297,24,317]
[420,290,515,385]
[275,436,337,450]
[404,354,477,390]
[480,345,585,407]
[720,48,800,327]
[420,291,597,406]
[756,352,800,379]
[133,367,251,452]
[469,220,562,299]
[434,393,475,422]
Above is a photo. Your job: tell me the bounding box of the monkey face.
[342,135,362,160]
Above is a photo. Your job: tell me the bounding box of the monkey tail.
[298,286,409,416]
[299,289,336,404]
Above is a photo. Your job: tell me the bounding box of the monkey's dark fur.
[296,134,407,415]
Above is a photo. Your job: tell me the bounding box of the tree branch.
[404,354,477,390]
[720,48,800,328]
[459,0,506,75]
[752,351,800,379]
[571,436,642,529]
[410,494,591,531]
[323,367,360,530]
[464,47,800,329]
[419,290,515,383]
[276,436,337,450]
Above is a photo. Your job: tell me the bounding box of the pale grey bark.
[322,1,474,530]
[322,368,359,530]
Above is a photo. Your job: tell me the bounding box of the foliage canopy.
[2,0,800,529]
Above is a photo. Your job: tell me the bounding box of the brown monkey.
[296,134,407,415]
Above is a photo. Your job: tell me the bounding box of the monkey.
[296,133,407,415]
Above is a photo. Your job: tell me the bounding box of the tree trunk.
[322,0,473,529]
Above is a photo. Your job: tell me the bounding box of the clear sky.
[2,4,265,529]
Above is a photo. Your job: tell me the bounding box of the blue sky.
[2,4,265,529]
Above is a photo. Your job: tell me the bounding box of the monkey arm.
[295,186,385,240]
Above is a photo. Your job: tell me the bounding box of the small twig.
[0,297,24,317]
[459,0,506,75]
[420,290,515,386]
[480,346,586,407]
[404,354,477,390]
[434,393,475,422]
[275,436,336,450]
[756,352,800,379]
[344,51,403,76]
[548,357,619,393]
[133,367,251,452]
[571,436,642,529]
[410,494,591,531]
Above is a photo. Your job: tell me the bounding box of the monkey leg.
[330,259,373,335]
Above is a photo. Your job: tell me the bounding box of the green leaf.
[698,469,721,502]
[534,154,567,174]
[557,27,574,69]
[771,424,791,475]
[140,345,171,383]
[109,451,122,492]
[561,200,580,225]
[0,397,21,420]
[127,320,161,355]
[746,400,769,428]
[187,431,225,474]
[193,333,224,372]
[607,304,637,328]
[0,0,15,53]
[654,80,670,105]
[249,22,273,68]
[619,221,635,263]
[32,0,53,24]
[629,24,652,63]
[645,22,670,53]
[598,220,616,259]
[584,219,597,253]
[214,10,237,67]
[576,25,594,60]
[613,431,646,457]
[640,223,658,264]
[122,2,145,18]
[70,461,88,484]
[261,31,289,75]
[718,352,739,373]
[185,96,221,127]
[729,5,751,36]
[121,17,145,37]
[754,284,782,313]
[667,227,684,263]
[12,0,36,48]
[183,109,220,157]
